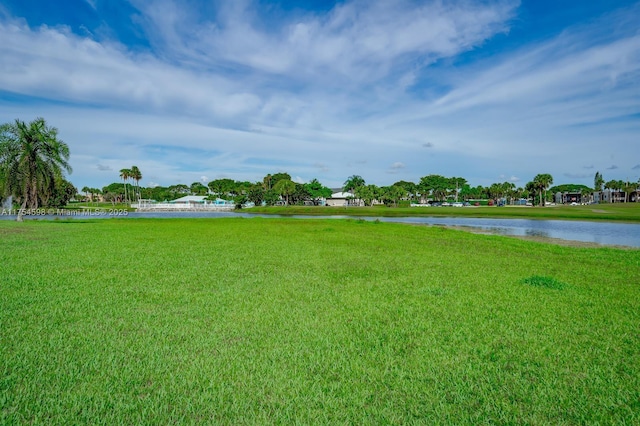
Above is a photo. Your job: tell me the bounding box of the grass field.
[1,218,639,424]
[248,202,640,222]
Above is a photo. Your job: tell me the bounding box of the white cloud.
[130,0,519,86]
[0,1,638,190]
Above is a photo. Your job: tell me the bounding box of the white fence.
[132,201,235,211]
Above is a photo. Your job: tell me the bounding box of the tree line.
[93,169,639,208]
[3,119,638,219]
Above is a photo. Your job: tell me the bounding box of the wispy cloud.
[0,1,638,189]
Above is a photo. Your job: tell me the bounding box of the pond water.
[2,210,639,248]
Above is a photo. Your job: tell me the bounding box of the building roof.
[169,195,208,203]
[329,191,354,198]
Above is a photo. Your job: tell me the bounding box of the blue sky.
[1,0,638,190]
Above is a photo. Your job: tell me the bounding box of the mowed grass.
[249,202,640,222]
[1,218,639,424]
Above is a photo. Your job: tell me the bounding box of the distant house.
[601,190,626,203]
[325,191,362,207]
[555,192,587,205]
[169,196,234,206]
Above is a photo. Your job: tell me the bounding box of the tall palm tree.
[0,118,72,221]
[594,172,604,201]
[533,174,553,206]
[130,166,142,201]
[343,175,365,193]
[343,175,365,205]
[604,180,617,203]
[119,168,131,204]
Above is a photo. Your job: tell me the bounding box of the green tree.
[304,178,332,204]
[381,185,406,207]
[234,194,248,209]
[47,177,77,208]
[343,175,365,193]
[418,175,448,202]
[525,181,537,204]
[532,174,553,206]
[119,168,131,203]
[130,166,142,201]
[594,172,604,194]
[449,177,468,202]
[262,174,273,190]
[208,178,236,198]
[0,118,72,221]
[604,180,618,202]
[190,181,208,196]
[247,184,265,206]
[263,189,280,206]
[274,179,296,205]
[393,180,418,202]
[357,184,380,206]
[270,173,292,189]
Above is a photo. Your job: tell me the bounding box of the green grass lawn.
[248,202,640,222]
[1,218,639,424]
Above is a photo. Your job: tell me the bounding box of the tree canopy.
[0,118,72,220]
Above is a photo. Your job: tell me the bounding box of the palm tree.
[525,181,537,204]
[274,179,296,205]
[91,188,102,204]
[130,166,142,201]
[81,186,91,203]
[119,168,131,204]
[0,118,72,221]
[604,180,618,203]
[343,175,366,206]
[343,175,365,193]
[594,172,604,201]
[533,174,553,206]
